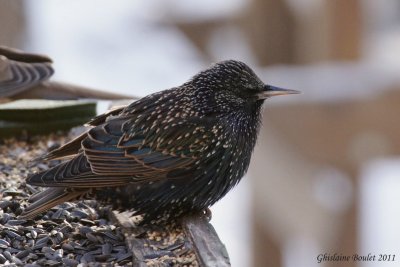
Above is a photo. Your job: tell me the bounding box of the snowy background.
[15,0,400,266]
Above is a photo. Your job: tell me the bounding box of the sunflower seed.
[43,259,62,267]
[26,253,39,260]
[3,250,12,261]
[71,210,88,219]
[96,219,108,226]
[7,247,21,254]
[81,252,94,263]
[4,229,23,240]
[51,209,64,220]
[101,243,112,255]
[54,249,63,260]
[61,243,74,251]
[45,252,55,260]
[6,219,27,225]
[78,226,93,235]
[30,230,38,239]
[94,254,109,262]
[0,213,11,224]
[85,233,98,243]
[37,233,48,239]
[11,255,23,265]
[112,245,127,253]
[0,254,6,264]
[37,235,50,245]
[0,200,11,210]
[34,228,46,235]
[56,231,64,241]
[116,252,133,263]
[59,225,73,234]
[95,234,104,244]
[62,258,79,267]
[34,236,50,249]
[102,231,120,241]
[15,249,29,259]
[0,239,10,249]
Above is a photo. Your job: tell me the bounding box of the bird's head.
[190,60,299,107]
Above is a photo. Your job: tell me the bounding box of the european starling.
[20,60,299,224]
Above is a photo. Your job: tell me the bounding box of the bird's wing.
[28,115,217,188]
[19,187,88,220]
[40,106,126,161]
[27,153,134,187]
[0,46,54,98]
[83,116,214,177]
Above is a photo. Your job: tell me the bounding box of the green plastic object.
[0,99,96,138]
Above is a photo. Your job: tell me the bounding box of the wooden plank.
[109,210,231,267]
[182,214,230,267]
[11,81,135,100]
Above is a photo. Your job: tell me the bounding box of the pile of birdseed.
[0,132,199,267]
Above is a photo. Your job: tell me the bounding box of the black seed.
[70,210,88,219]
[4,229,23,240]
[101,243,112,255]
[116,252,133,263]
[94,254,108,262]
[3,250,12,261]
[15,249,30,259]
[0,200,12,210]
[34,236,50,249]
[61,243,74,251]
[30,230,38,239]
[0,213,11,224]
[6,219,27,226]
[0,254,6,264]
[81,252,94,263]
[0,239,10,249]
[12,255,23,265]
[85,233,98,243]
[62,258,79,267]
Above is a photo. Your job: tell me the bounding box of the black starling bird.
[20,60,299,224]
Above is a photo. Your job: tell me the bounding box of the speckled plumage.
[20,60,299,224]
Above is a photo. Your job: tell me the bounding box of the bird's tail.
[19,188,88,220]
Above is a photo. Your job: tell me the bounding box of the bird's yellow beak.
[258,85,300,99]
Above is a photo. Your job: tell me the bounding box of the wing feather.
[30,95,220,189]
[19,188,87,219]
[0,46,54,98]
